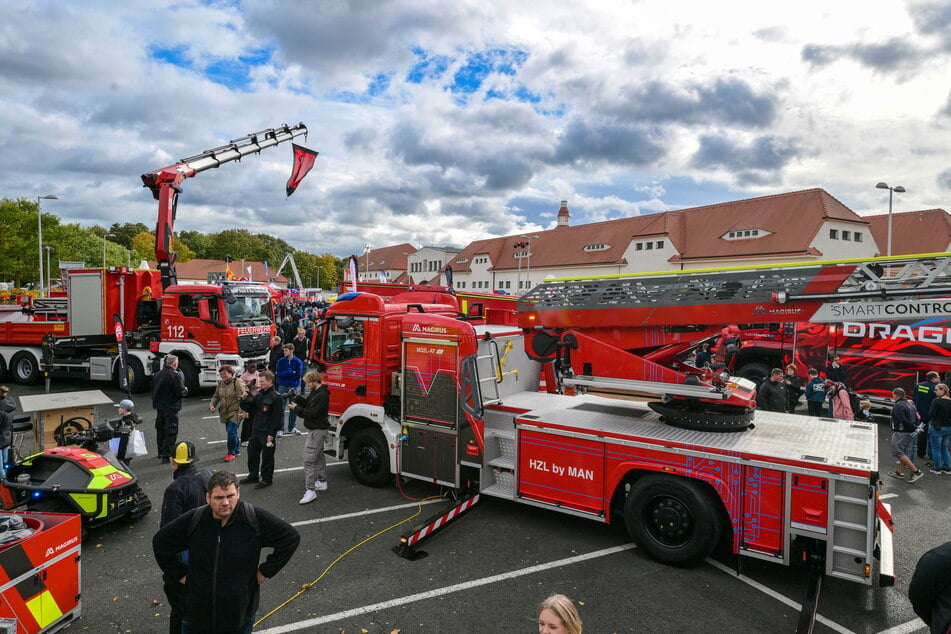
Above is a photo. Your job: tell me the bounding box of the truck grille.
[237,332,270,355]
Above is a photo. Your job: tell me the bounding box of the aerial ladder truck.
[311,252,951,631]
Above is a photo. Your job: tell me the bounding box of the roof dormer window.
[723,229,768,240]
[583,243,610,252]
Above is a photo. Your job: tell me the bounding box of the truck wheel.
[735,362,771,386]
[624,474,722,566]
[0,355,6,380]
[10,352,39,385]
[118,357,148,393]
[179,360,200,395]
[348,427,391,487]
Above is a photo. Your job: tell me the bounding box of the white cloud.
[0,0,947,259]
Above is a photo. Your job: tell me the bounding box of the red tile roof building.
[864,209,951,256]
[448,188,908,293]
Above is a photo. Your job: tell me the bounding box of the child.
[804,368,826,417]
[538,594,582,634]
[857,399,874,422]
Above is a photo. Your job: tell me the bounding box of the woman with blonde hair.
[537,593,582,634]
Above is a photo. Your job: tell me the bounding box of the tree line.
[0,198,341,291]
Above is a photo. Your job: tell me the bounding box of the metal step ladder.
[828,479,874,582]
[481,427,517,499]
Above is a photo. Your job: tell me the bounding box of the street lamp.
[43,246,54,294]
[36,194,58,295]
[875,182,905,257]
[520,234,539,293]
[102,233,114,269]
[364,244,371,279]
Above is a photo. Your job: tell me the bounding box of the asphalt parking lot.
[3,378,940,633]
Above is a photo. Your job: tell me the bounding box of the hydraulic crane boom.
[275,253,304,290]
[141,123,308,290]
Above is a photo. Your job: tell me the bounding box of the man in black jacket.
[757,368,787,413]
[153,471,300,634]
[152,354,188,462]
[239,371,283,488]
[159,441,213,634]
[909,540,951,634]
[289,371,330,504]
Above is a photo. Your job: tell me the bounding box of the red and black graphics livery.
[792,317,951,400]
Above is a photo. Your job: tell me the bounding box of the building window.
[829,229,838,239]
[505,281,511,289]
[646,242,653,250]
[656,240,664,249]
[583,243,609,252]
[635,243,643,251]
[854,232,863,242]
[842,230,851,241]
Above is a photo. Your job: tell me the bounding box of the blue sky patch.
[407,47,450,83]
[149,45,191,69]
[451,47,528,94]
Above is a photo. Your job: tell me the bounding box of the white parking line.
[255,543,636,633]
[879,493,898,500]
[705,558,853,634]
[874,618,928,634]
[290,499,445,528]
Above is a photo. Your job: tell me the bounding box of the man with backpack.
[158,442,213,634]
[152,470,300,634]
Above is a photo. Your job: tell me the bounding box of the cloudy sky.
[3,0,949,258]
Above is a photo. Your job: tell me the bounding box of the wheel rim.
[354,442,381,476]
[643,494,694,548]
[14,359,34,381]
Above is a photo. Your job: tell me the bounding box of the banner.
[378,270,387,283]
[286,144,319,197]
[349,255,359,293]
[264,260,270,277]
[113,314,130,395]
[444,265,453,288]
[247,265,253,280]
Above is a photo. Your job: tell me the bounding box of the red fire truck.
[0,124,308,391]
[306,254,951,625]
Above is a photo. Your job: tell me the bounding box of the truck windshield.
[323,318,364,362]
[225,295,272,324]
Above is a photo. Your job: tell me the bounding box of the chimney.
[557,200,570,227]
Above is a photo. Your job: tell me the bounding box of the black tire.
[179,359,200,395]
[10,352,40,385]
[348,427,391,487]
[117,356,148,393]
[624,474,723,566]
[0,355,6,380]
[735,361,771,386]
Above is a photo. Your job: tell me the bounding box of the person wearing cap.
[152,354,189,463]
[159,441,213,634]
[209,365,248,463]
[110,398,143,464]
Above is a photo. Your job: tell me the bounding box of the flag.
[226,263,234,281]
[444,265,453,287]
[348,255,358,293]
[113,315,130,395]
[264,260,270,277]
[286,144,319,197]
[378,270,387,283]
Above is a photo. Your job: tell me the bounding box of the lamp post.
[520,234,539,293]
[364,244,371,280]
[102,233,114,269]
[44,246,54,294]
[875,182,905,257]
[36,194,58,295]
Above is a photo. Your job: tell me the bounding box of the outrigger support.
[393,493,481,560]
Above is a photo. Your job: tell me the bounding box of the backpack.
[187,500,260,538]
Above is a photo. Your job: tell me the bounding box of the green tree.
[129,231,195,263]
[109,222,151,249]
[178,230,212,258]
